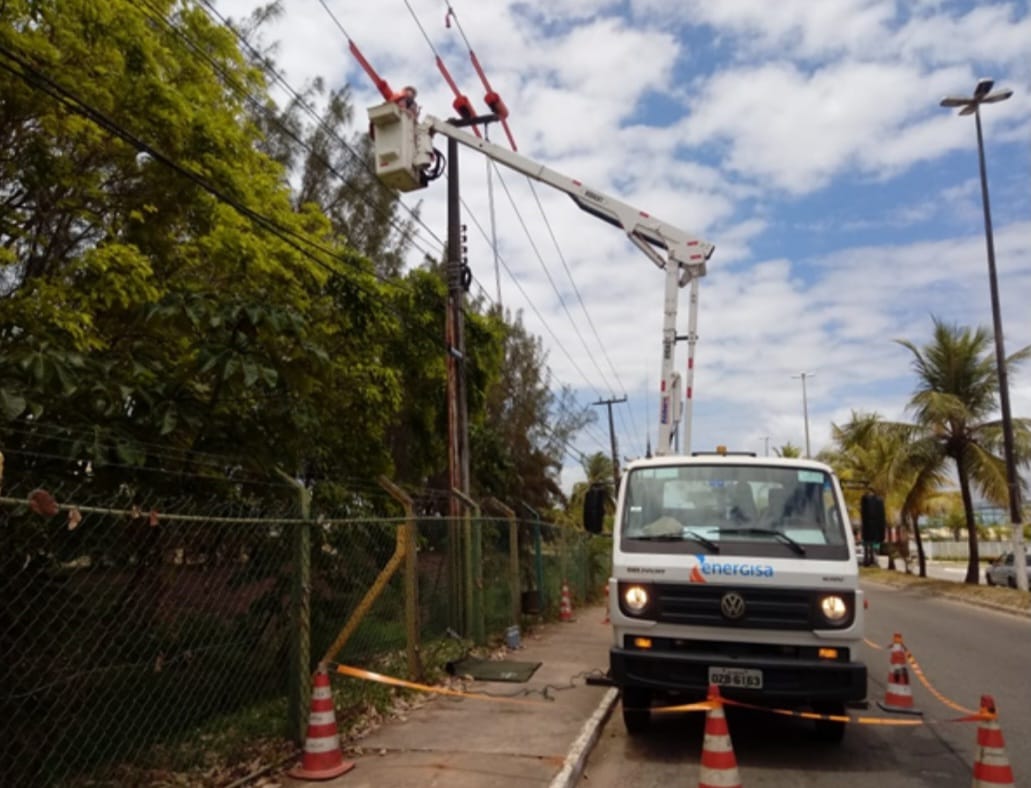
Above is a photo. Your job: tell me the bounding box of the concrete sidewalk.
[281,604,618,788]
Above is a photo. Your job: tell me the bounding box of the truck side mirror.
[860,493,886,544]
[583,485,606,534]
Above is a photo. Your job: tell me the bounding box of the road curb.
[863,578,1029,618]
[548,687,619,788]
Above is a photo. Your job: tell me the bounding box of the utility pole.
[593,396,627,491]
[792,372,814,458]
[760,435,771,457]
[446,134,469,518]
[445,132,471,633]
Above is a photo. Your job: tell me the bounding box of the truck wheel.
[621,688,652,735]
[812,702,846,743]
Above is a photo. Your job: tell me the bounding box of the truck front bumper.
[610,646,866,703]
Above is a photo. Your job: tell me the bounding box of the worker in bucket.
[391,85,419,115]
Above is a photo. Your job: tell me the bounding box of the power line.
[0,39,467,381]
[522,178,646,455]
[137,0,437,265]
[488,166,614,397]
[455,186,607,409]
[199,0,446,257]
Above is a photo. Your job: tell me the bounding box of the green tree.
[0,0,400,499]
[474,311,593,512]
[774,442,802,458]
[825,411,948,576]
[897,318,1031,583]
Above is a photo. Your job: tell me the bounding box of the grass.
[860,565,1030,615]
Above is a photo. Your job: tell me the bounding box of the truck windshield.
[621,464,848,557]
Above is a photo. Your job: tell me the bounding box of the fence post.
[283,475,312,744]
[485,498,520,627]
[379,477,422,680]
[521,502,545,614]
[451,489,484,645]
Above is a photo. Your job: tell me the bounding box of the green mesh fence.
[0,477,299,786]
[0,469,610,785]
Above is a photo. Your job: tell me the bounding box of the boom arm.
[422,115,714,278]
[368,101,715,454]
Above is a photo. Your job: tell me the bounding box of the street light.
[940,78,1025,591]
[792,372,814,458]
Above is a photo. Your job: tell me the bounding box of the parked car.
[985,551,1031,588]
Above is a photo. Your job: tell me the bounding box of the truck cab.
[587,451,878,742]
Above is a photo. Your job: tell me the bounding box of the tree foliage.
[0,0,582,515]
[897,317,1031,583]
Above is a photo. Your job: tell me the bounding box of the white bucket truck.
[584,449,885,741]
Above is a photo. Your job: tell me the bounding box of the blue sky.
[217,0,1031,491]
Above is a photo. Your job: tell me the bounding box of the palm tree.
[897,318,1031,584]
[826,412,940,573]
[895,435,951,578]
[774,442,802,458]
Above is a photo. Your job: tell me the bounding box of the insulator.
[484,91,509,120]
[453,94,475,119]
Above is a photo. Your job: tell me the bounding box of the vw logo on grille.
[720,592,747,621]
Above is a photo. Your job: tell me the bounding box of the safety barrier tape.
[334,648,992,727]
[903,647,979,715]
[719,696,923,727]
[650,696,986,727]
[331,663,550,706]
[649,700,715,714]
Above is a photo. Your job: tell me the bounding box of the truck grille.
[654,584,830,630]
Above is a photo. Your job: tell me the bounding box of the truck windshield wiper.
[683,531,720,552]
[717,527,806,556]
[633,531,720,552]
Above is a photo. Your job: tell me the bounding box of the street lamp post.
[792,372,814,458]
[940,78,1025,591]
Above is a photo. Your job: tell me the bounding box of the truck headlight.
[622,584,651,615]
[818,594,849,623]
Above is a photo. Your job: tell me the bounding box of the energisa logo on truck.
[689,555,775,583]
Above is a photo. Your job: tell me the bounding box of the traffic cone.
[972,695,1015,787]
[289,665,355,781]
[601,584,610,625]
[698,685,741,788]
[876,633,921,715]
[560,580,573,622]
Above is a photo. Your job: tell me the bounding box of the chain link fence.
[0,459,610,786]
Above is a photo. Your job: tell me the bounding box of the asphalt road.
[580,581,1030,787]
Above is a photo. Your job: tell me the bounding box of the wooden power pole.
[592,396,627,492]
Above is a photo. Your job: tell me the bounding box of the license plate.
[708,666,763,689]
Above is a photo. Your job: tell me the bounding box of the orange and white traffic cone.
[876,633,921,715]
[601,584,610,625]
[698,685,741,788]
[972,695,1015,787]
[289,665,355,781]
[560,580,573,622]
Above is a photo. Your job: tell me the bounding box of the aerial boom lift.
[368,101,715,454]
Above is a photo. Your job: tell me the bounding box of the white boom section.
[368,101,715,454]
